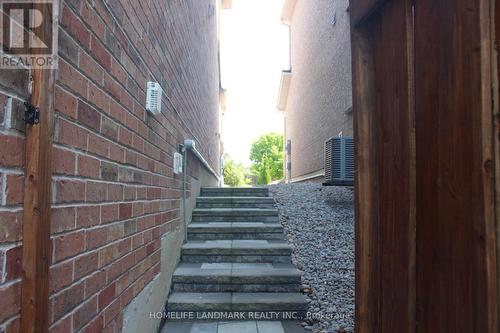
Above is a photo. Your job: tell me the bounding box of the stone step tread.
[201,187,269,191]
[182,240,291,250]
[189,218,279,225]
[192,208,279,215]
[162,320,308,333]
[197,196,275,201]
[201,188,270,197]
[188,222,283,232]
[168,292,308,307]
[173,264,301,280]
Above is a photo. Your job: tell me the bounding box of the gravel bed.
[269,183,355,333]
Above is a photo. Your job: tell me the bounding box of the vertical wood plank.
[493,0,500,325]
[20,2,56,333]
[414,0,497,331]
[371,2,414,331]
[352,25,381,333]
[351,1,416,331]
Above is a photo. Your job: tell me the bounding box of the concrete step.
[188,222,284,240]
[167,292,308,314]
[181,240,292,263]
[201,187,269,197]
[196,196,275,209]
[172,263,302,292]
[192,209,279,223]
[162,320,309,333]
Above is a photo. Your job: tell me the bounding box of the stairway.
[166,187,308,320]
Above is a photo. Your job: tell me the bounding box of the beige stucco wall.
[285,0,353,181]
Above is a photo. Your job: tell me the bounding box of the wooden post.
[20,2,56,333]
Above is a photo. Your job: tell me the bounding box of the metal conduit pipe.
[181,139,221,243]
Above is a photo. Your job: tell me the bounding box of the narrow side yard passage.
[270,184,355,332]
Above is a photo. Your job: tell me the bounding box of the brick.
[50,315,71,333]
[5,174,24,206]
[80,52,104,84]
[120,285,134,308]
[55,179,85,203]
[91,35,111,70]
[100,161,118,181]
[61,4,90,49]
[58,60,88,98]
[98,243,119,267]
[106,31,123,61]
[5,245,22,281]
[104,74,121,101]
[0,134,24,167]
[98,282,115,310]
[86,181,107,202]
[124,186,136,200]
[51,206,76,233]
[81,2,106,40]
[58,28,79,65]
[73,295,98,331]
[81,314,104,333]
[119,203,132,219]
[84,271,106,297]
[75,251,98,280]
[88,83,110,113]
[110,64,127,99]
[77,206,100,228]
[132,202,144,217]
[0,211,22,242]
[118,167,134,183]
[5,316,20,333]
[103,298,120,325]
[54,85,77,120]
[87,133,109,157]
[107,183,123,201]
[53,280,85,321]
[0,93,6,125]
[108,143,125,163]
[100,117,119,140]
[124,220,136,236]
[52,147,76,175]
[86,227,108,250]
[78,155,100,178]
[107,224,124,242]
[53,230,85,262]
[101,204,119,223]
[78,101,101,131]
[0,282,20,322]
[57,118,88,151]
[49,260,73,293]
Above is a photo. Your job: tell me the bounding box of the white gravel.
[269,183,355,333]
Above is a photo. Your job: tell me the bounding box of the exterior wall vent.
[146,82,163,115]
[324,136,354,186]
[173,152,183,174]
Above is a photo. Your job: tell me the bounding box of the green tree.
[249,133,284,185]
[223,155,247,187]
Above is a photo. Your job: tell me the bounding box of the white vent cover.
[146,82,163,115]
[173,152,183,174]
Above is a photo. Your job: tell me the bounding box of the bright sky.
[220,0,289,167]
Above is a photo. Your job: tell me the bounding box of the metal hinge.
[24,102,40,125]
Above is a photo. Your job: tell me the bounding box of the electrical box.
[173,152,183,174]
[146,82,163,115]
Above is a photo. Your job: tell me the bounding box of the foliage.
[249,133,284,185]
[223,155,248,187]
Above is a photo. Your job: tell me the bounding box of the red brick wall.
[0,0,220,332]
